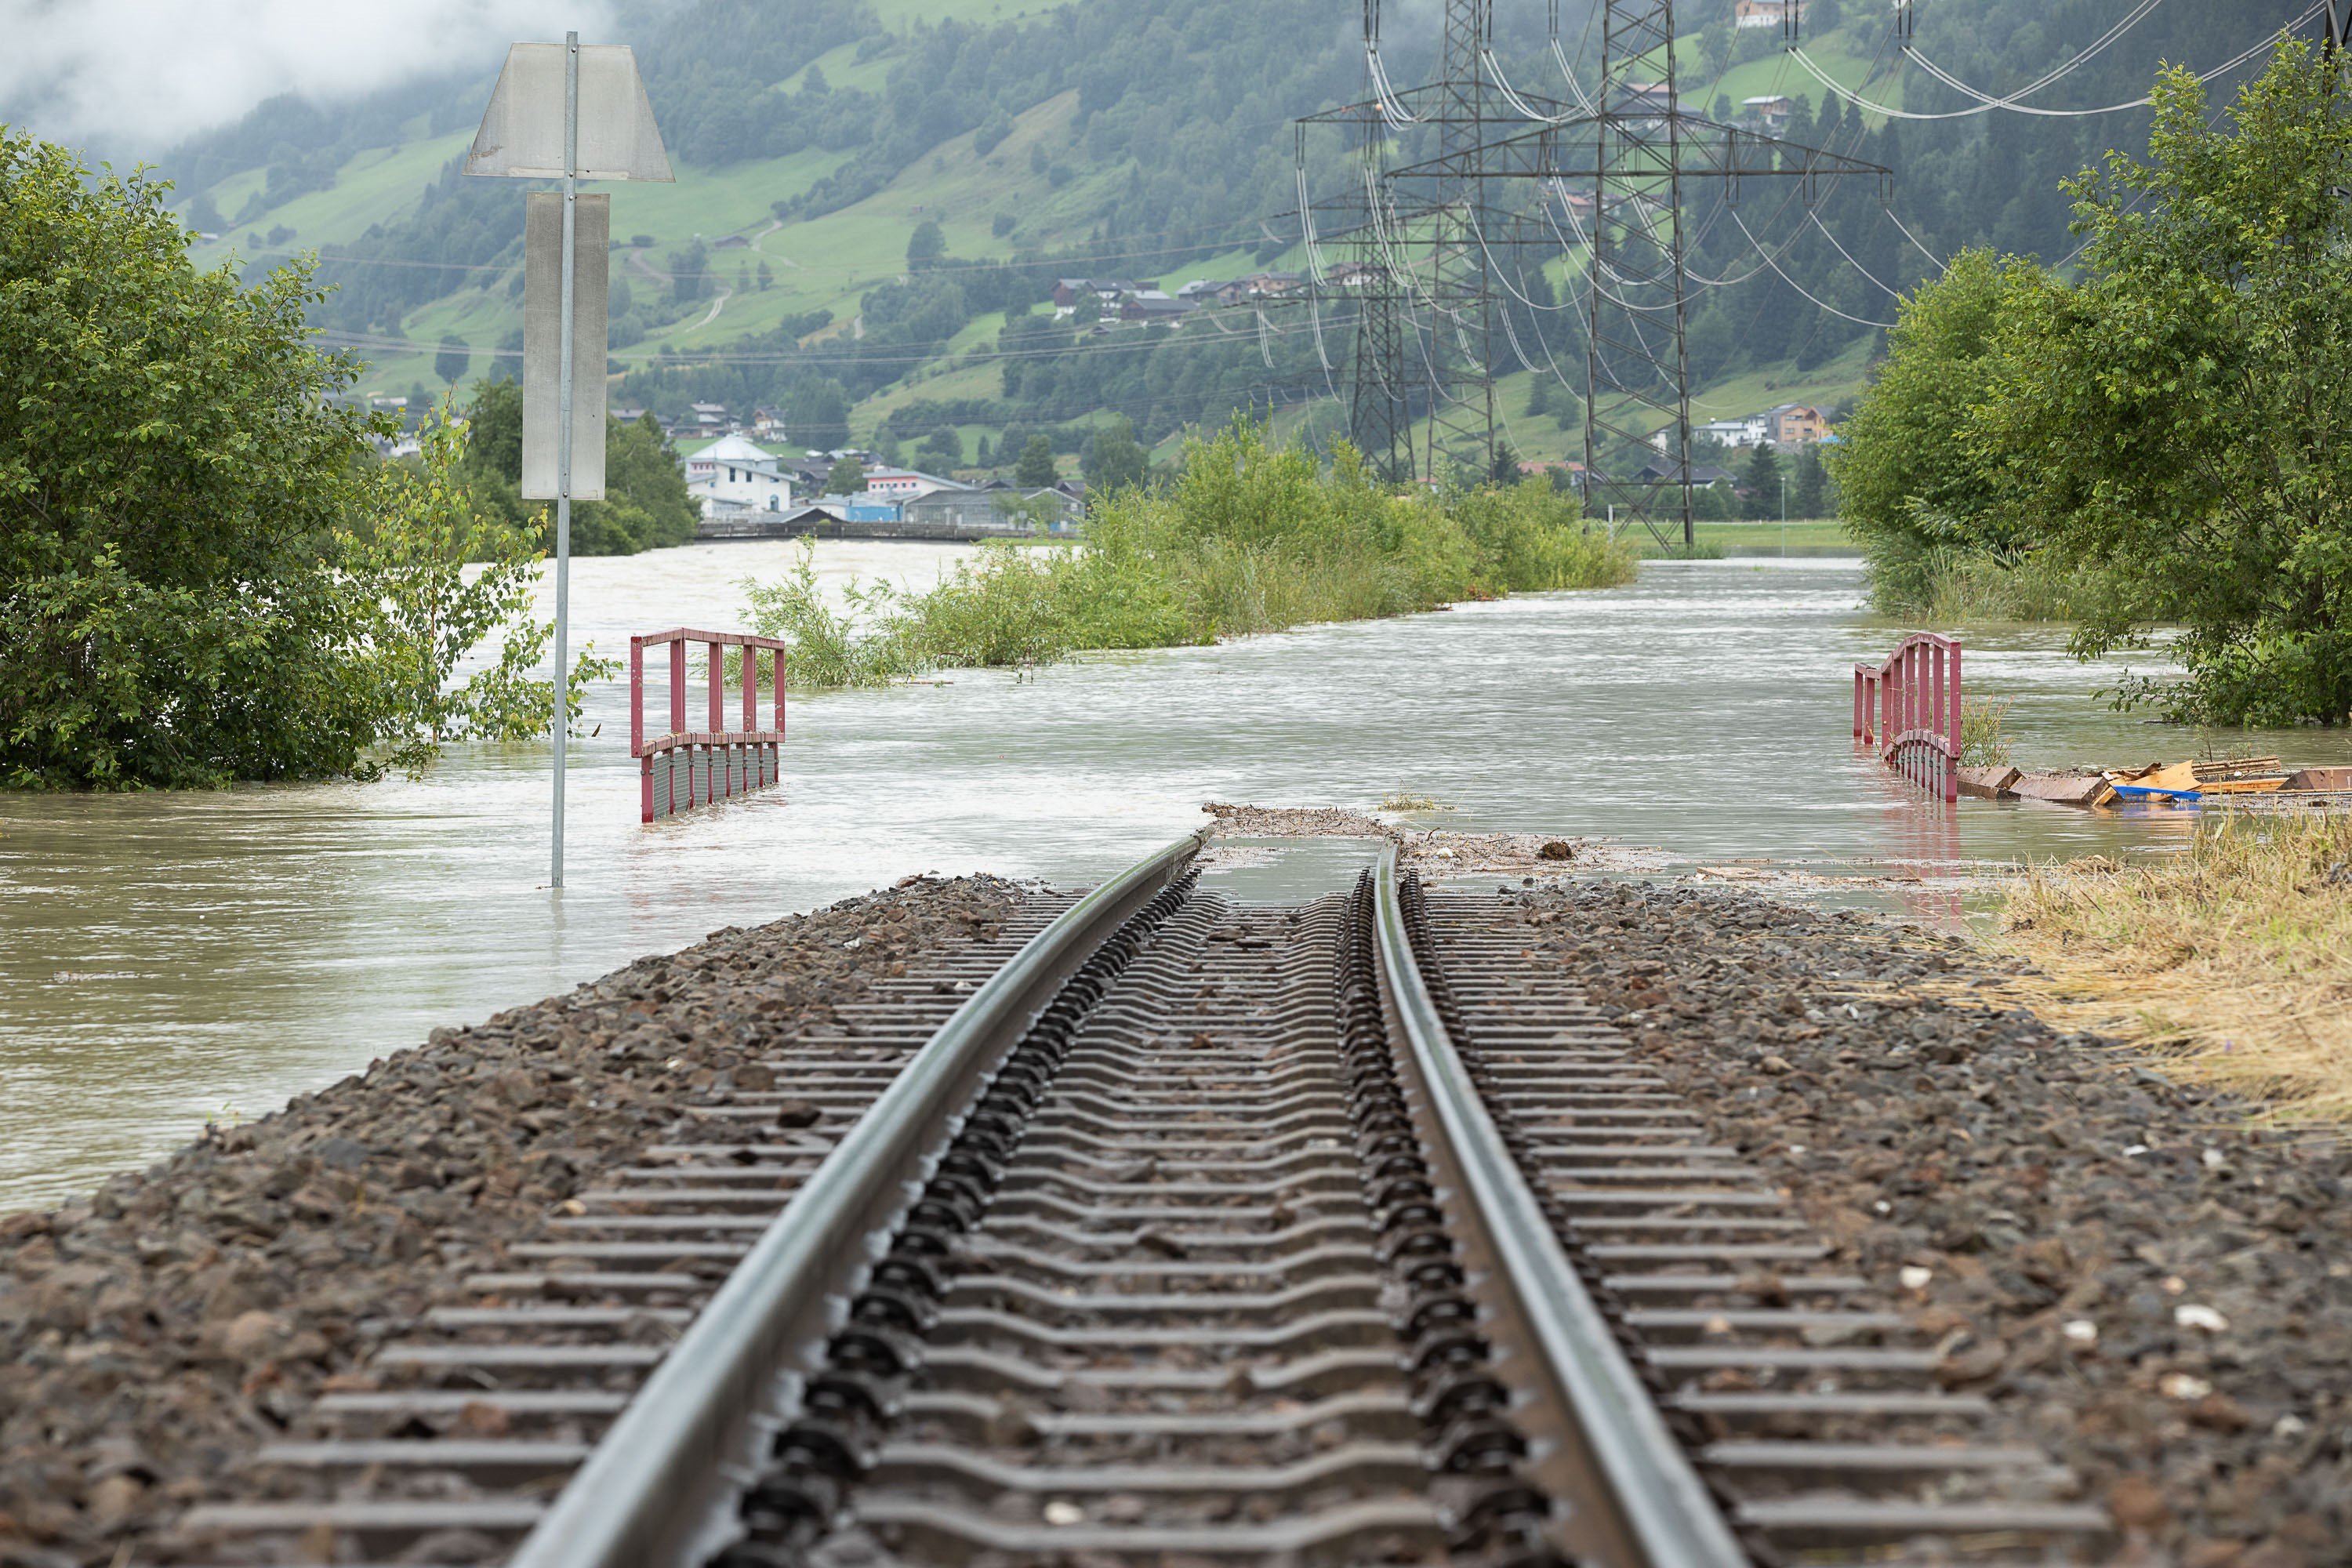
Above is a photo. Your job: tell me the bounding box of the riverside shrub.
[0,132,387,787]
[742,420,1635,688]
[1833,43,2352,724]
[0,131,611,787]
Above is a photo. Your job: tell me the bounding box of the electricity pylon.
[1296,0,1888,550]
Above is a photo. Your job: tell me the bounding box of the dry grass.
[1997,811,2352,1122]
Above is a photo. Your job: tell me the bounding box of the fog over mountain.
[0,0,605,157]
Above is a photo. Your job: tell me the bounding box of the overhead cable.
[1882,205,1948,274]
[1791,2,2321,122]
[1907,0,2166,110]
[1807,209,1907,299]
[1730,210,1897,328]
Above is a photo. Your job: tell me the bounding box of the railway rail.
[173,836,2112,1567]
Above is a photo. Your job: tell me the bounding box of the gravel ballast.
[1491,877,2351,1568]
[9,831,2347,1568]
[0,875,1033,1568]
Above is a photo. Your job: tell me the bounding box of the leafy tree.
[669,238,709,306]
[906,219,946,272]
[919,426,965,471]
[435,343,470,384]
[1825,247,2021,598]
[1081,416,1146,492]
[459,380,699,555]
[1526,378,1550,418]
[788,379,851,449]
[1014,434,1058,487]
[826,456,868,494]
[351,407,612,775]
[756,260,774,291]
[1,132,386,787]
[1791,444,1828,519]
[1976,42,2352,725]
[1740,444,1782,521]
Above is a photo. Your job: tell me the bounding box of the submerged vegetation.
[1831,42,2352,726]
[742,421,1635,691]
[2001,812,2352,1123]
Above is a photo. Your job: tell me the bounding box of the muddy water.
[4,546,2343,1208]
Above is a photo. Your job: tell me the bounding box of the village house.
[1242,270,1305,299]
[1619,82,1675,122]
[1637,459,1735,487]
[1765,403,1831,445]
[1733,0,1805,29]
[680,432,793,517]
[1693,414,1771,448]
[1120,291,1193,323]
[1051,278,1146,316]
[862,466,968,502]
[1740,95,1796,131]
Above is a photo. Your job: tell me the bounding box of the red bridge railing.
[630,629,787,822]
[1854,632,1961,803]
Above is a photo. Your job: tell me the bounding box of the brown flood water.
[3,546,2342,1209]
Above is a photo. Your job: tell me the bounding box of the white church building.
[681,433,793,516]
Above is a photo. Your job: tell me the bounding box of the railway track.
[173,837,2114,1567]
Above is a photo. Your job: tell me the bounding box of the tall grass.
[1861,534,2132,625]
[1999,811,2352,1122]
[742,421,1635,689]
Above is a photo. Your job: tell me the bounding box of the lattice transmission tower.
[1296,0,1889,550]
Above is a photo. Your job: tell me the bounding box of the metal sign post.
[466,34,672,889]
[554,34,579,891]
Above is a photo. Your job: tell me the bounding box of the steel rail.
[506,832,1208,1568]
[1370,845,1749,1568]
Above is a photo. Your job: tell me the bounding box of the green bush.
[0,132,386,787]
[741,420,1636,688]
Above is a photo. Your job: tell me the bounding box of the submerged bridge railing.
[630,629,787,822]
[1854,632,1961,803]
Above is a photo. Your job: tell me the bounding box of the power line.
[1791,2,2323,122]
[1729,209,1896,329]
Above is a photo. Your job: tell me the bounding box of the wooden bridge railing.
[630,629,787,822]
[1854,632,1961,803]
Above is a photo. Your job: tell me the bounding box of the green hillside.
[136,0,2313,470]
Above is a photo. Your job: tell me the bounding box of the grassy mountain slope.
[126,0,2316,467]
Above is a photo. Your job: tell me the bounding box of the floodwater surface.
[3,546,2343,1208]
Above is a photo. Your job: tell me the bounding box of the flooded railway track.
[174,838,2112,1567]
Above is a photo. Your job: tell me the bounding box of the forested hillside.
[122,0,2320,466]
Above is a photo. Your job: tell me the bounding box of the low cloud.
[0,0,612,155]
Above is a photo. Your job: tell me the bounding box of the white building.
[681,433,793,516]
[1695,414,1772,448]
[1733,0,1804,28]
[862,466,968,502]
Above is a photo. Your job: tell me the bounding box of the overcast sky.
[0,0,609,155]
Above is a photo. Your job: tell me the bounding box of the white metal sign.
[521,191,608,499]
[465,34,671,891]
[465,44,673,182]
